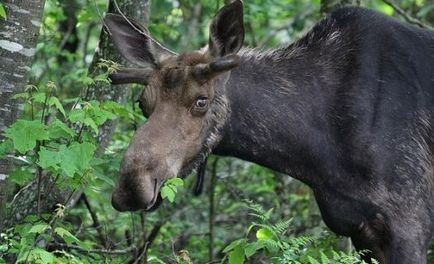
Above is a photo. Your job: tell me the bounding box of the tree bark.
[66,0,152,208]
[4,0,151,227]
[85,0,151,155]
[0,0,46,231]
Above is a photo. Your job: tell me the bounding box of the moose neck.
[213,47,342,185]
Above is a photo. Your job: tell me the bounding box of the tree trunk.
[66,0,152,208]
[85,0,151,154]
[4,0,151,227]
[0,0,46,231]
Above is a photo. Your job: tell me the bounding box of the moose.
[104,1,434,263]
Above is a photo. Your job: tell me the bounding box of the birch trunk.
[0,0,46,231]
[4,0,151,227]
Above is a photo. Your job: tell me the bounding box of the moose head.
[105,0,245,211]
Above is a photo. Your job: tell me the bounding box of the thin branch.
[36,166,43,216]
[51,243,137,255]
[132,241,149,264]
[382,0,432,29]
[132,223,163,264]
[82,193,108,248]
[208,158,219,262]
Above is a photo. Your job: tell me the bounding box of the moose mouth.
[112,177,165,212]
[146,193,163,211]
[146,179,163,211]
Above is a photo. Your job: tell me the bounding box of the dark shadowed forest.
[1,0,433,263]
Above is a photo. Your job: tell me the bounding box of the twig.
[382,0,432,29]
[111,0,175,55]
[132,241,149,264]
[247,21,257,46]
[139,212,147,262]
[51,242,137,255]
[82,193,108,248]
[36,166,43,216]
[208,158,219,262]
[132,223,163,264]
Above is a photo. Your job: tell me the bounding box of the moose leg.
[350,220,388,264]
[387,228,429,264]
[386,239,427,264]
[351,235,386,264]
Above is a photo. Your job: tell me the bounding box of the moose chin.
[104,1,434,263]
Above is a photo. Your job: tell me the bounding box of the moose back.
[104,1,434,263]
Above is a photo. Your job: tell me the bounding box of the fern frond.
[272,219,292,235]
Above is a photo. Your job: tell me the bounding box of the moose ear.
[208,0,245,57]
[104,14,175,67]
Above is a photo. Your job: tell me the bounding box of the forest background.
[0,0,433,263]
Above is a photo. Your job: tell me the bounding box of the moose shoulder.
[104,2,434,263]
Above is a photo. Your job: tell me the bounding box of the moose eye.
[192,97,209,114]
[195,98,208,108]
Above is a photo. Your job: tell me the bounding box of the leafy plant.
[161,177,184,203]
[223,201,369,264]
[0,3,6,19]
[0,65,139,263]
[2,0,433,263]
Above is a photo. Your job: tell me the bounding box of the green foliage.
[0,3,6,19]
[4,120,49,154]
[2,0,434,263]
[161,177,185,203]
[0,66,140,263]
[223,201,368,264]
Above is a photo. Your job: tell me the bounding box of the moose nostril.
[151,178,158,196]
[112,191,132,212]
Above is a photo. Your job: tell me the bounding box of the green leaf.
[38,142,95,177]
[160,178,185,203]
[32,92,46,103]
[23,215,39,223]
[9,169,33,185]
[38,147,61,170]
[161,186,175,203]
[244,241,264,258]
[83,117,98,133]
[32,248,55,263]
[320,251,329,263]
[0,139,13,159]
[47,119,74,139]
[101,101,131,118]
[28,223,49,234]
[69,109,86,123]
[55,227,79,246]
[94,73,110,84]
[89,105,116,125]
[11,92,28,100]
[4,120,49,153]
[60,142,96,177]
[256,228,273,240]
[167,177,184,187]
[0,4,6,19]
[48,97,66,116]
[307,256,321,264]
[228,245,245,264]
[223,239,248,253]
